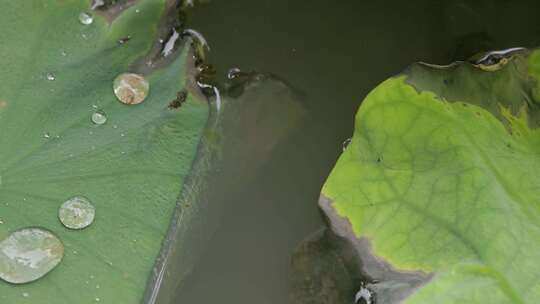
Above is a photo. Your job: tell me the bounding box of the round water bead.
[113,73,150,105]
[91,111,107,125]
[0,228,64,284]
[59,196,95,230]
[79,12,94,25]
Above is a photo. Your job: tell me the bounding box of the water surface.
[175,1,540,303]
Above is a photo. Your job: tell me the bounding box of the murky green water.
[174,1,540,303]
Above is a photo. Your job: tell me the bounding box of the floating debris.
[118,36,131,45]
[227,67,241,79]
[197,64,217,85]
[58,196,96,230]
[91,111,107,125]
[196,81,213,90]
[0,228,64,284]
[113,73,150,105]
[342,138,352,151]
[79,12,94,25]
[196,81,221,112]
[168,90,187,109]
[91,0,105,10]
[212,86,221,112]
[183,29,210,51]
[162,29,180,57]
[474,47,526,65]
[472,47,527,72]
[355,284,373,304]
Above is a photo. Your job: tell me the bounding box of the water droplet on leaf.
[0,228,64,284]
[79,12,93,25]
[113,73,149,105]
[91,111,107,125]
[58,196,96,230]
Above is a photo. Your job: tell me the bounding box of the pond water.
[173,1,540,303]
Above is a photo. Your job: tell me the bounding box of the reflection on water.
[173,0,540,303]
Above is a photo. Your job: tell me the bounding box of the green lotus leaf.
[0,0,209,303]
[321,48,540,303]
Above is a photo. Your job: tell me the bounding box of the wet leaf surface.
[0,0,208,303]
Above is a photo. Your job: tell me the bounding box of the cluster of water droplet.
[0,3,160,295]
[0,5,136,289]
[0,195,97,285]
